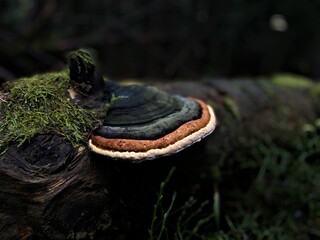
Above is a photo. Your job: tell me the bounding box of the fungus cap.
[89,83,216,162]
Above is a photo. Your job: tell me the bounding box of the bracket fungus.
[63,49,216,161]
[89,81,216,161]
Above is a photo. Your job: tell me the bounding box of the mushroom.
[89,81,216,162]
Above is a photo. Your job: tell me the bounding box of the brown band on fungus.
[90,98,211,152]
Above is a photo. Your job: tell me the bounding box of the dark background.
[1,0,320,82]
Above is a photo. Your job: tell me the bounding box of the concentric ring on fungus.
[89,98,216,161]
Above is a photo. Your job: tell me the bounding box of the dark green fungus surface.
[95,81,202,140]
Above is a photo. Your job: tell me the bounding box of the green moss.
[222,96,241,120]
[67,49,96,71]
[0,70,97,151]
[270,73,313,89]
[309,85,320,104]
[67,49,96,81]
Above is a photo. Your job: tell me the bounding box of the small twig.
[0,96,7,103]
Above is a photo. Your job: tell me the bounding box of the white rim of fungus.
[89,104,216,162]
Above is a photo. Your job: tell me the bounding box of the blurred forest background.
[0,0,320,82]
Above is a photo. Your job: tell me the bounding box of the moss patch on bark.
[0,70,97,152]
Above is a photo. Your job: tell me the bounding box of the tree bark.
[0,78,317,239]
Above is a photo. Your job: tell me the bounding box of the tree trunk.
[0,78,317,239]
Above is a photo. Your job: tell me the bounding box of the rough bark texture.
[0,78,317,239]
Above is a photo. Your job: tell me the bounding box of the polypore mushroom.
[89,81,216,162]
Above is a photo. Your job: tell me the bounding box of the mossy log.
[0,77,318,239]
